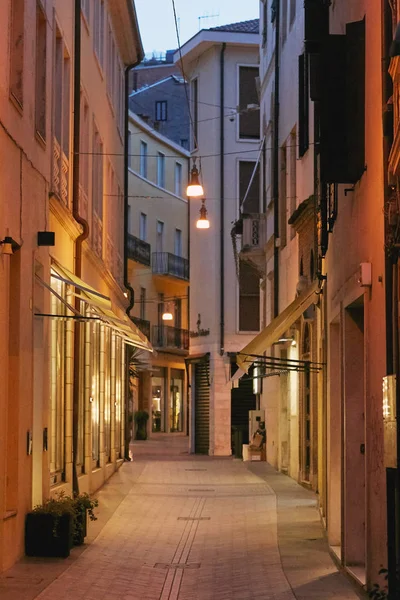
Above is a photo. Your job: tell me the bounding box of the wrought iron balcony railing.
[127,234,151,266]
[152,325,189,351]
[152,252,189,281]
[241,214,268,252]
[131,317,151,340]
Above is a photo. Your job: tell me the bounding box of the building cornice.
[49,194,82,241]
[108,0,144,65]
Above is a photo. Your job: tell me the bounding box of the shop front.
[151,364,186,434]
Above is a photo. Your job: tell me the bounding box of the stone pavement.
[0,439,366,600]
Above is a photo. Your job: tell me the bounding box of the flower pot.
[25,512,73,558]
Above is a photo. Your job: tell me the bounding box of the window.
[271,0,277,22]
[104,328,112,462]
[174,229,182,257]
[10,0,25,107]
[239,161,260,214]
[49,270,67,484]
[91,322,101,468]
[140,287,146,320]
[139,213,147,241]
[290,0,296,27]
[280,143,287,248]
[80,93,89,196]
[53,30,71,205]
[180,138,189,150]
[92,124,104,256]
[239,260,260,331]
[35,3,47,140]
[140,140,147,178]
[262,0,268,47]
[115,336,124,457]
[298,54,309,157]
[157,152,165,188]
[191,78,198,149]
[156,221,164,253]
[175,162,182,196]
[106,21,115,99]
[93,0,105,68]
[238,66,260,140]
[82,0,90,23]
[282,0,287,45]
[170,369,184,432]
[155,100,167,121]
[289,129,297,238]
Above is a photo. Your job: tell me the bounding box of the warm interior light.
[187,164,204,197]
[196,200,210,229]
[162,310,173,321]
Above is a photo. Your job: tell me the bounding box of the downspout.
[382,1,397,597]
[220,42,226,356]
[123,56,143,460]
[72,0,88,495]
[273,1,280,318]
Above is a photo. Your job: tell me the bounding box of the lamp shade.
[187,165,204,197]
[162,310,173,321]
[196,200,210,229]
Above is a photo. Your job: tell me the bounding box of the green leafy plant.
[32,491,75,537]
[134,410,149,440]
[369,567,400,600]
[72,493,98,545]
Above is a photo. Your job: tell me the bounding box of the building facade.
[234,0,387,592]
[0,0,147,573]
[176,20,261,456]
[127,112,190,436]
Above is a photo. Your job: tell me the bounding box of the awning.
[236,280,320,373]
[40,264,152,352]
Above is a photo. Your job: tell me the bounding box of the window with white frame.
[290,0,296,27]
[155,100,167,121]
[10,0,25,107]
[157,152,165,188]
[140,140,147,178]
[139,213,147,241]
[93,0,105,68]
[80,92,90,197]
[175,162,182,196]
[239,260,260,332]
[174,229,182,257]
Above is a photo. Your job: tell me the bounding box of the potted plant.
[25,492,75,558]
[134,410,149,440]
[72,493,98,546]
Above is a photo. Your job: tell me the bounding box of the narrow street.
[1,439,364,600]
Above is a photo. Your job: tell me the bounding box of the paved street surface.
[1,437,365,600]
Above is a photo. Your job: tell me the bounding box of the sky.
[134,0,259,57]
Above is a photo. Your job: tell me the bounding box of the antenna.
[198,11,220,30]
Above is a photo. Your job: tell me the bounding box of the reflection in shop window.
[115,335,123,456]
[50,272,66,484]
[152,367,166,432]
[170,369,184,432]
[104,328,112,462]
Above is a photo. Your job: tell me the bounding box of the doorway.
[343,298,366,579]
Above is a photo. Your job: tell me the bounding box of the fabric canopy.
[236,280,320,373]
[50,263,152,352]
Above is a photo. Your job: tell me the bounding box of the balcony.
[127,234,151,266]
[152,325,189,352]
[152,252,189,281]
[131,317,151,340]
[238,214,268,272]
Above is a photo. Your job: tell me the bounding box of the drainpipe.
[382,1,397,597]
[72,0,88,495]
[273,2,280,318]
[123,56,144,460]
[220,42,226,356]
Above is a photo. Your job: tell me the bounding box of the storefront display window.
[170,369,184,432]
[152,367,166,432]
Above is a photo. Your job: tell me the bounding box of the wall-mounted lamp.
[196,199,210,229]
[187,163,204,197]
[0,236,20,255]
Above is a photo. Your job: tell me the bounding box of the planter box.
[25,512,73,558]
